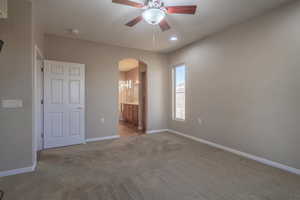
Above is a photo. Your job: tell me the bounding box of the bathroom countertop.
[121,102,139,105]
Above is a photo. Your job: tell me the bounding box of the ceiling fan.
[112,0,197,32]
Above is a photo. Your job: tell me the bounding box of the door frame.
[32,45,44,167]
[138,61,147,131]
[117,59,148,134]
[140,70,147,131]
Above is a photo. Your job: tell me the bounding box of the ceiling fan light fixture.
[142,8,166,25]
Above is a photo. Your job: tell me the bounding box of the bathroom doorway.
[118,59,147,137]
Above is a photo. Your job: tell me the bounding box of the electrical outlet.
[197,118,203,125]
[100,117,105,124]
[0,0,8,19]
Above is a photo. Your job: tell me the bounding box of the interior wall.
[0,0,34,171]
[167,1,300,169]
[32,0,45,53]
[44,35,169,139]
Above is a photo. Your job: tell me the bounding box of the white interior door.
[44,60,85,149]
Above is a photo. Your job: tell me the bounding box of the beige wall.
[0,0,34,171]
[45,35,169,139]
[168,1,300,169]
[32,0,45,53]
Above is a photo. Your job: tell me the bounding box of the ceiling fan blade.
[112,0,144,8]
[159,19,171,32]
[126,16,143,27]
[165,5,197,15]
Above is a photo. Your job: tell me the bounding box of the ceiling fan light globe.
[142,8,165,25]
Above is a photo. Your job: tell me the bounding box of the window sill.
[173,119,186,123]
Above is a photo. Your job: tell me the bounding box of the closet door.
[44,60,85,149]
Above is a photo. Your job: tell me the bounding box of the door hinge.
[41,133,44,138]
[41,99,44,105]
[41,67,44,72]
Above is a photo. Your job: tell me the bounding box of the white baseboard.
[146,129,169,134]
[168,129,300,176]
[0,165,36,177]
[86,135,120,143]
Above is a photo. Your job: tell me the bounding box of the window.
[173,64,186,121]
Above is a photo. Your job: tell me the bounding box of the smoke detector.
[0,0,7,18]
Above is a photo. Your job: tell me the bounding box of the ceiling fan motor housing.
[148,0,164,9]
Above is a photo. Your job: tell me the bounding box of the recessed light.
[170,36,178,41]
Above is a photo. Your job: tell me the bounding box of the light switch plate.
[2,99,23,108]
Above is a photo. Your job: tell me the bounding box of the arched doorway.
[118,58,147,137]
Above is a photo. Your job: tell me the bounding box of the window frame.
[172,64,187,122]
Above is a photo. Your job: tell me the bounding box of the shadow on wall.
[0,40,4,52]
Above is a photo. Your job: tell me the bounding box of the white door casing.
[44,60,85,149]
[33,46,44,167]
[36,58,44,150]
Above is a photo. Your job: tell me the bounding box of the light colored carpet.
[0,132,300,200]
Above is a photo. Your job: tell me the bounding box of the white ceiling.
[35,0,294,53]
[119,58,139,71]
